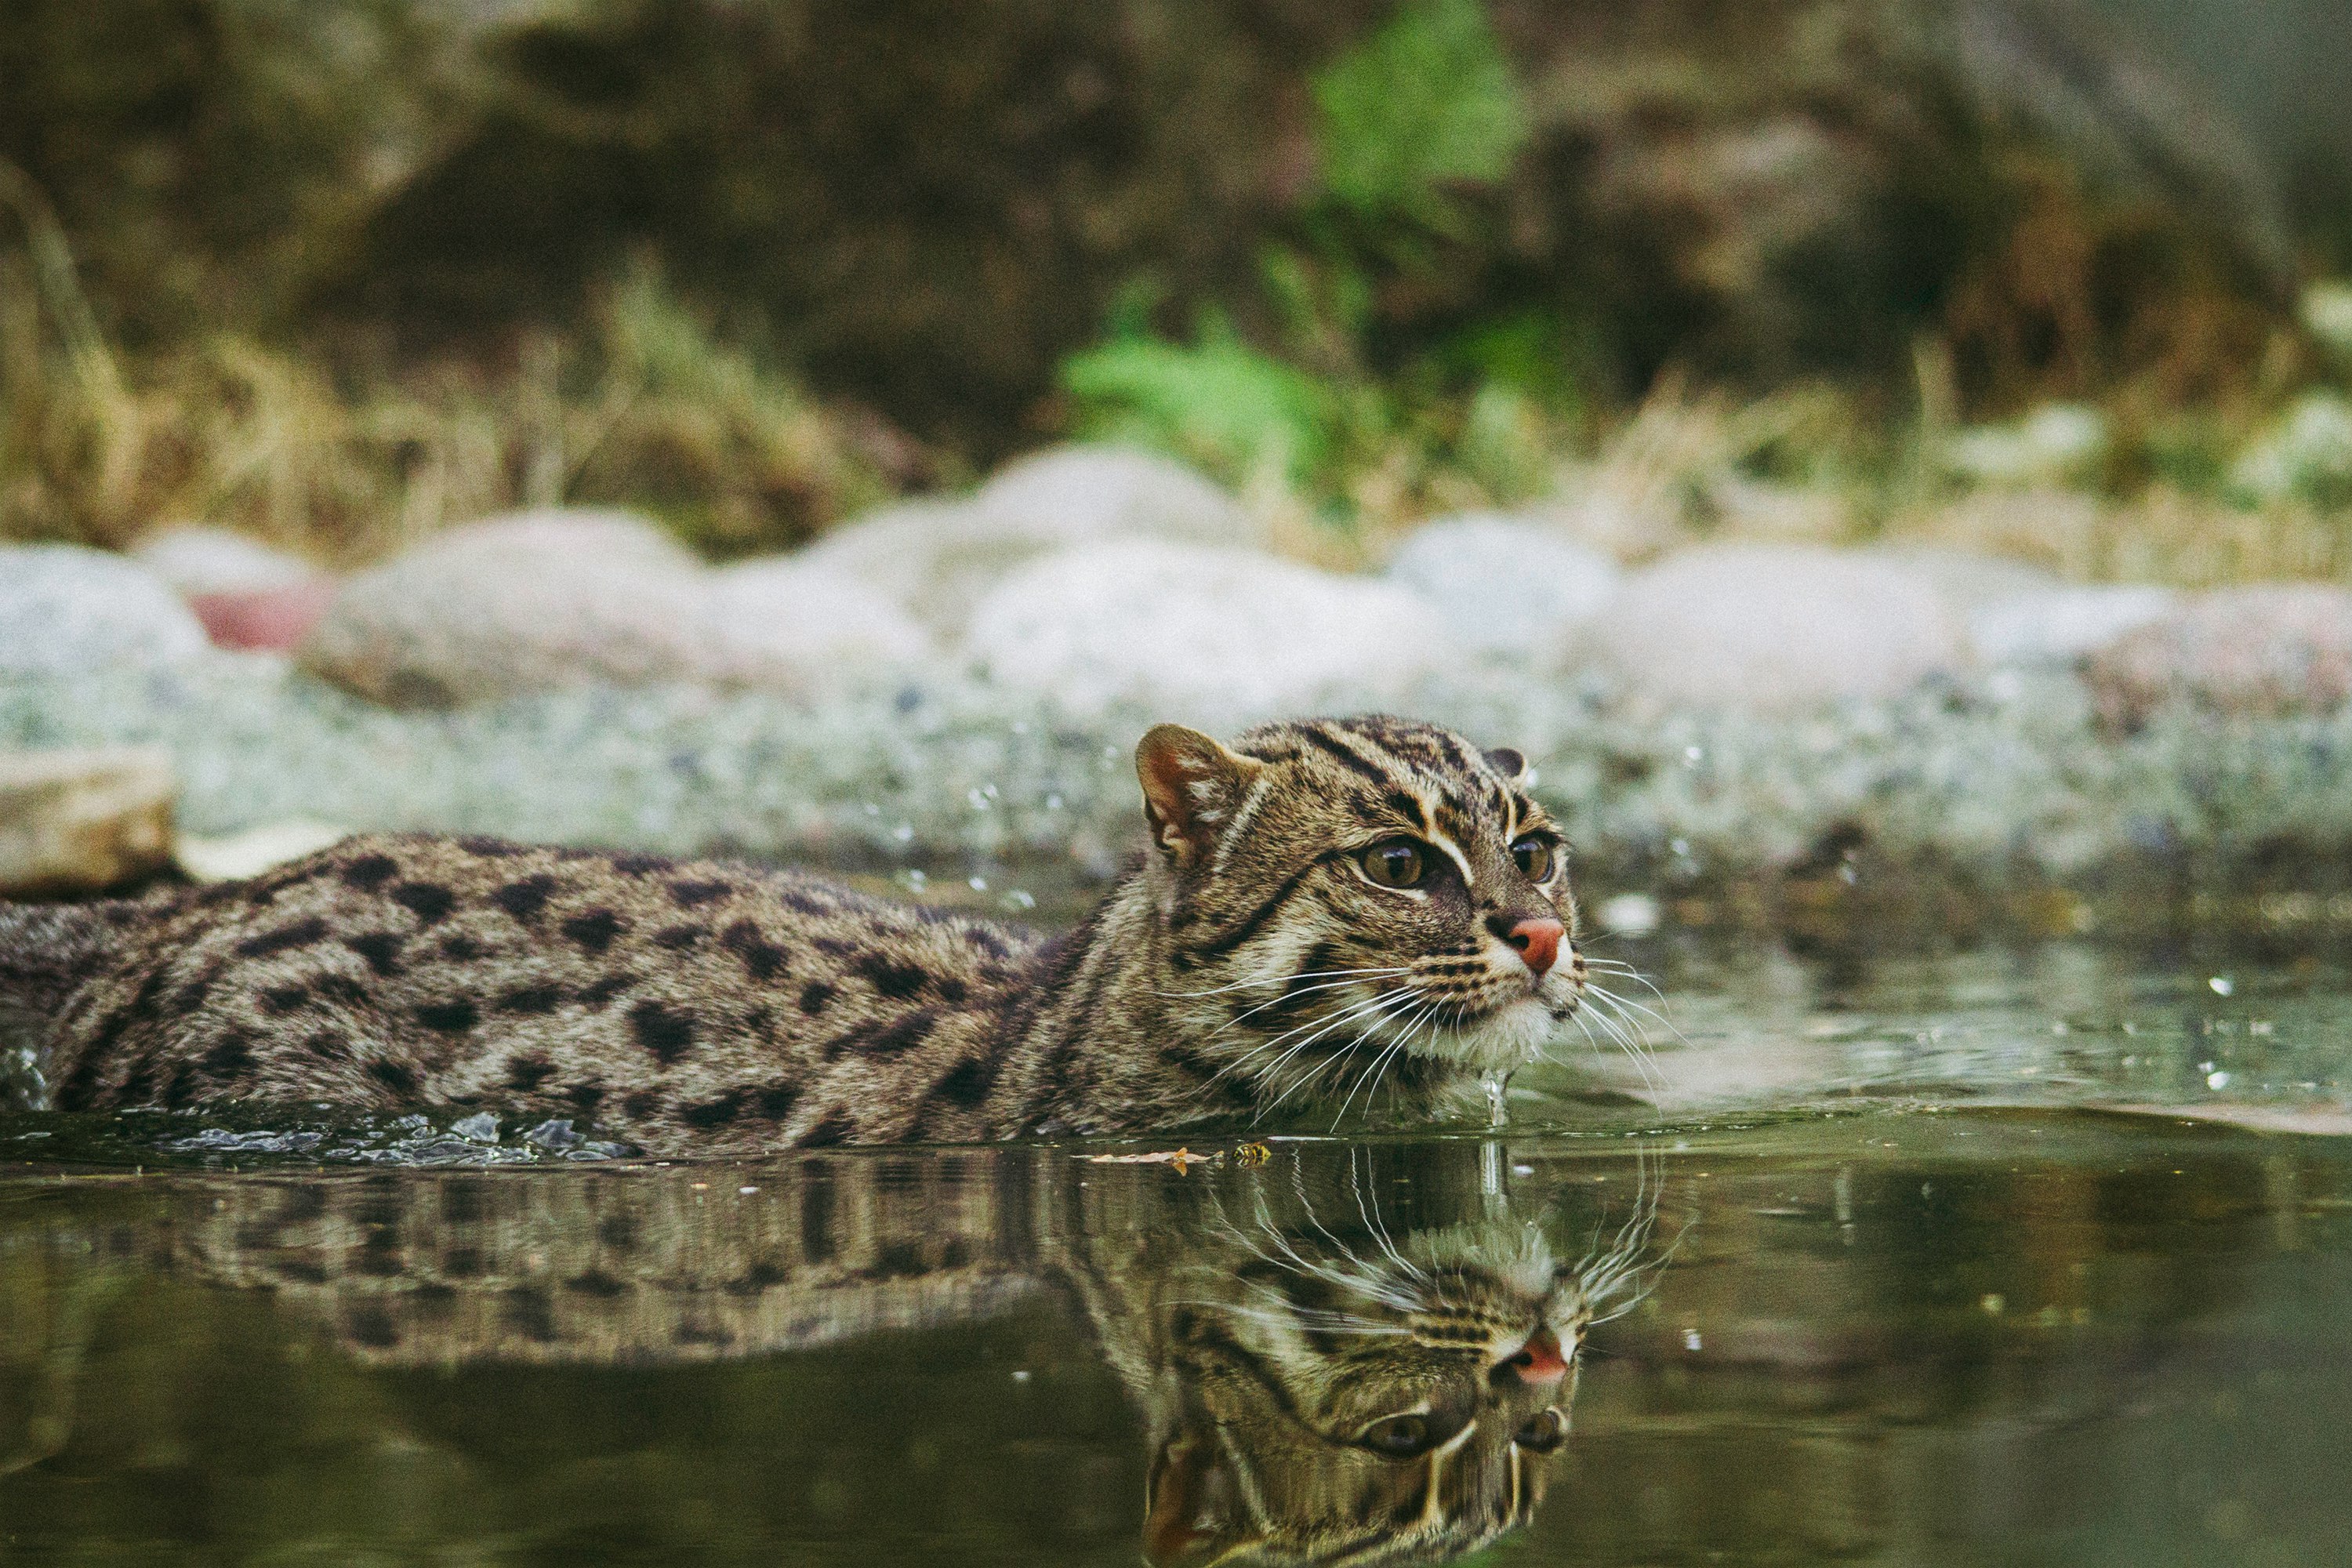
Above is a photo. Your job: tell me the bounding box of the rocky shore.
[5,446,2351,909]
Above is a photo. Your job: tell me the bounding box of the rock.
[0,546,209,677]
[800,446,1255,635]
[1967,583,2176,666]
[1870,544,2059,613]
[187,583,343,653]
[1584,545,1967,711]
[299,509,717,706]
[176,819,352,884]
[0,747,176,896]
[964,539,1454,722]
[703,557,935,689]
[971,445,1253,544]
[2085,585,2352,726]
[132,526,339,652]
[131,527,318,595]
[1385,514,1621,660]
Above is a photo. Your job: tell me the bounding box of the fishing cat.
[0,716,1586,1152]
[2,1145,1660,1565]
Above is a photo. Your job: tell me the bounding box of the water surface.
[5,936,2350,1566]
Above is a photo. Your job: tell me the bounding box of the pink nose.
[1504,917,1564,979]
[1501,1327,1569,1385]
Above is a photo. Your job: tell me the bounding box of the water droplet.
[1682,1329,1703,1352]
[1481,1073,1508,1128]
[2206,1069,2232,1091]
[967,875,988,892]
[2209,976,2235,996]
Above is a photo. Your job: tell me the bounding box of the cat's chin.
[1403,994,1563,1076]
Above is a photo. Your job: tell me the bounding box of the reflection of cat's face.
[1147,1219,1636,1567]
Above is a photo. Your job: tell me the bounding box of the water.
[5,935,2352,1565]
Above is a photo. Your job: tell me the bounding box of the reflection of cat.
[4,1145,1658,1566]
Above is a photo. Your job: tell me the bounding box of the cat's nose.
[1489,915,1564,979]
[1499,1327,1569,1386]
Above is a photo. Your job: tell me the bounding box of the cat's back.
[45,833,1048,1142]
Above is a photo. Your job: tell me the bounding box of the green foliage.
[1058,1,1561,526]
[1310,0,1527,230]
[1060,312,1334,488]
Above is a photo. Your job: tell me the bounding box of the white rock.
[964,540,1454,723]
[970,444,1253,543]
[800,445,1254,636]
[1967,584,2176,666]
[1584,544,1967,710]
[1867,545,2059,612]
[131,527,318,595]
[176,818,351,883]
[299,509,716,706]
[704,557,935,689]
[0,545,209,676]
[1385,514,1621,659]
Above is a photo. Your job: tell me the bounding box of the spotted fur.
[1,716,1586,1152]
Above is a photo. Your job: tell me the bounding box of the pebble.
[1385,513,1620,661]
[798,445,1258,636]
[2086,583,2352,726]
[297,508,720,706]
[1581,544,1967,710]
[1966,583,2176,667]
[0,545,210,676]
[964,539,1454,722]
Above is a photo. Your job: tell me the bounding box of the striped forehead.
[1278,720,1525,843]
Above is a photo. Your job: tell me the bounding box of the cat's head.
[1135,716,1582,1108]
[1142,1214,1628,1566]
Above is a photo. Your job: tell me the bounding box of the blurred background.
[6,0,2352,561]
[5,0,2352,910]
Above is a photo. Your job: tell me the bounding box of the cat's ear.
[1143,1431,1258,1567]
[1484,746,1529,783]
[1136,725,1264,869]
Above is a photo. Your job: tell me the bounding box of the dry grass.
[0,202,926,565]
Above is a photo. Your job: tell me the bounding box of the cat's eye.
[1512,1408,1567,1453]
[1358,1414,1437,1458]
[1510,836,1555,882]
[1357,839,1427,890]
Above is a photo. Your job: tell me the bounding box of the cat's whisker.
[1577,993,1666,1090]
[1202,986,1409,1092]
[1156,965,1410,1002]
[1582,979,1683,1043]
[1248,990,1424,1120]
[1211,971,1415,1037]
[1329,1014,1418,1130]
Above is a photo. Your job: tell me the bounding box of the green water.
[5,937,2351,1566]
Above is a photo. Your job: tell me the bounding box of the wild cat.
[0,716,1604,1153]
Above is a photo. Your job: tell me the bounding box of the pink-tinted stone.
[188,580,339,652]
